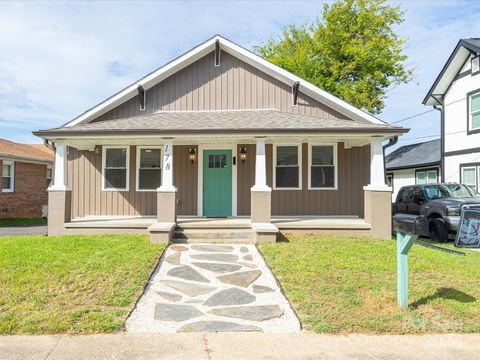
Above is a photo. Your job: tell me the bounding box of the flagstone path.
[126,244,301,333]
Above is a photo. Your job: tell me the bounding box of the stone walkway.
[126,244,301,333]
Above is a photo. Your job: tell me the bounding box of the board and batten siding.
[93,51,349,122]
[68,145,197,219]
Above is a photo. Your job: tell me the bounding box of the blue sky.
[1,1,480,152]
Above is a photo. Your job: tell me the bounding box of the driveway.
[1,333,479,360]
[0,225,47,236]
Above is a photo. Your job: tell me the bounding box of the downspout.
[382,136,398,184]
[432,94,445,182]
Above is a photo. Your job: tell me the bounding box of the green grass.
[0,218,48,227]
[0,234,165,334]
[259,235,480,334]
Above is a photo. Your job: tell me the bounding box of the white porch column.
[364,139,389,190]
[158,139,176,192]
[252,138,270,191]
[50,142,69,191]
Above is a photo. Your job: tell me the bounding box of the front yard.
[260,235,480,334]
[0,234,165,334]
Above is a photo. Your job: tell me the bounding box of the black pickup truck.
[392,183,480,242]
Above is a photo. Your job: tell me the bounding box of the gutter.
[383,136,398,183]
[433,99,445,182]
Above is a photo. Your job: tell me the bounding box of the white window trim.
[136,146,162,192]
[469,92,480,130]
[102,146,130,191]
[308,143,338,190]
[461,165,478,190]
[46,165,53,179]
[273,144,302,190]
[2,160,14,193]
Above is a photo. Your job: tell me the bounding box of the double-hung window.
[309,144,337,189]
[2,161,14,192]
[461,165,478,191]
[415,169,438,185]
[136,147,161,191]
[103,147,129,191]
[274,145,301,189]
[468,91,480,131]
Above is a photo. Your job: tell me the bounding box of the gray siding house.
[34,35,407,242]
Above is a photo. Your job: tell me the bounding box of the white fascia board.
[64,35,386,128]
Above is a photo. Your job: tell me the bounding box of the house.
[34,35,407,242]
[423,38,480,191]
[385,139,441,200]
[0,139,54,218]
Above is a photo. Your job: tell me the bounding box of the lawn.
[259,235,480,334]
[0,218,47,227]
[0,234,165,334]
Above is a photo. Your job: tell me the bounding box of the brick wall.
[0,160,50,218]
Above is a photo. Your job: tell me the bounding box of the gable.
[93,50,349,123]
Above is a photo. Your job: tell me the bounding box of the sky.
[1,0,480,153]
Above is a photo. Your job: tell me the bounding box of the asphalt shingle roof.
[385,139,440,170]
[36,110,405,136]
[0,139,54,162]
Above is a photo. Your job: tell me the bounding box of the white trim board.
[272,144,302,191]
[63,35,384,127]
[308,143,338,190]
[135,146,163,192]
[197,143,237,217]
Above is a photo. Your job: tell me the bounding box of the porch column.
[364,139,392,239]
[251,138,277,243]
[47,142,71,236]
[149,139,177,243]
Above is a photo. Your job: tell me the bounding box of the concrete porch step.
[172,228,255,244]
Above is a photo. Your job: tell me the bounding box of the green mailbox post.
[396,232,418,309]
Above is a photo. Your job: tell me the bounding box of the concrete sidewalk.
[0,225,47,236]
[1,333,479,360]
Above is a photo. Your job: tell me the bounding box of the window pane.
[2,177,11,190]
[312,146,333,166]
[220,154,227,168]
[139,169,161,189]
[462,168,476,186]
[105,148,126,168]
[105,169,127,189]
[311,166,334,188]
[209,155,215,168]
[416,171,426,184]
[427,170,437,183]
[276,146,298,166]
[3,164,11,177]
[276,167,299,188]
[471,94,480,112]
[472,112,480,129]
[140,149,160,168]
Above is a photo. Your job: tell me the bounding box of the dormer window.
[472,55,480,76]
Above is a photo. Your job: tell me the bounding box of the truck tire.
[429,218,449,243]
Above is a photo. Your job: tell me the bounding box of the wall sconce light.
[189,147,197,163]
[239,147,247,162]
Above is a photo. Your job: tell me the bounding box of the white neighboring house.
[423,38,480,191]
[385,139,441,200]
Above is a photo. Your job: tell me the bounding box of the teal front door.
[203,149,232,216]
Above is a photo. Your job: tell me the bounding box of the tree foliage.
[255,0,412,114]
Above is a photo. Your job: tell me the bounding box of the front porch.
[63,215,372,243]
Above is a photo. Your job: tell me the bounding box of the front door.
[203,149,232,216]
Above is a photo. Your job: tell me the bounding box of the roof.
[385,139,441,170]
[35,109,407,137]
[423,38,480,106]
[58,35,387,129]
[0,139,54,163]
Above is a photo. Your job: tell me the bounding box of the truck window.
[397,187,413,203]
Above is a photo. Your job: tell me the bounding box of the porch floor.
[65,215,371,230]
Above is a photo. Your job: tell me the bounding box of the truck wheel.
[429,218,449,243]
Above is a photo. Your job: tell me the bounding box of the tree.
[255,0,412,114]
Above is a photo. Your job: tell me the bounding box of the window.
[2,161,14,192]
[46,165,53,188]
[415,168,438,185]
[274,145,301,189]
[461,166,478,191]
[309,144,337,189]
[102,147,129,191]
[468,91,480,131]
[472,56,480,76]
[398,186,413,203]
[386,173,394,191]
[136,147,161,191]
[208,154,227,168]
